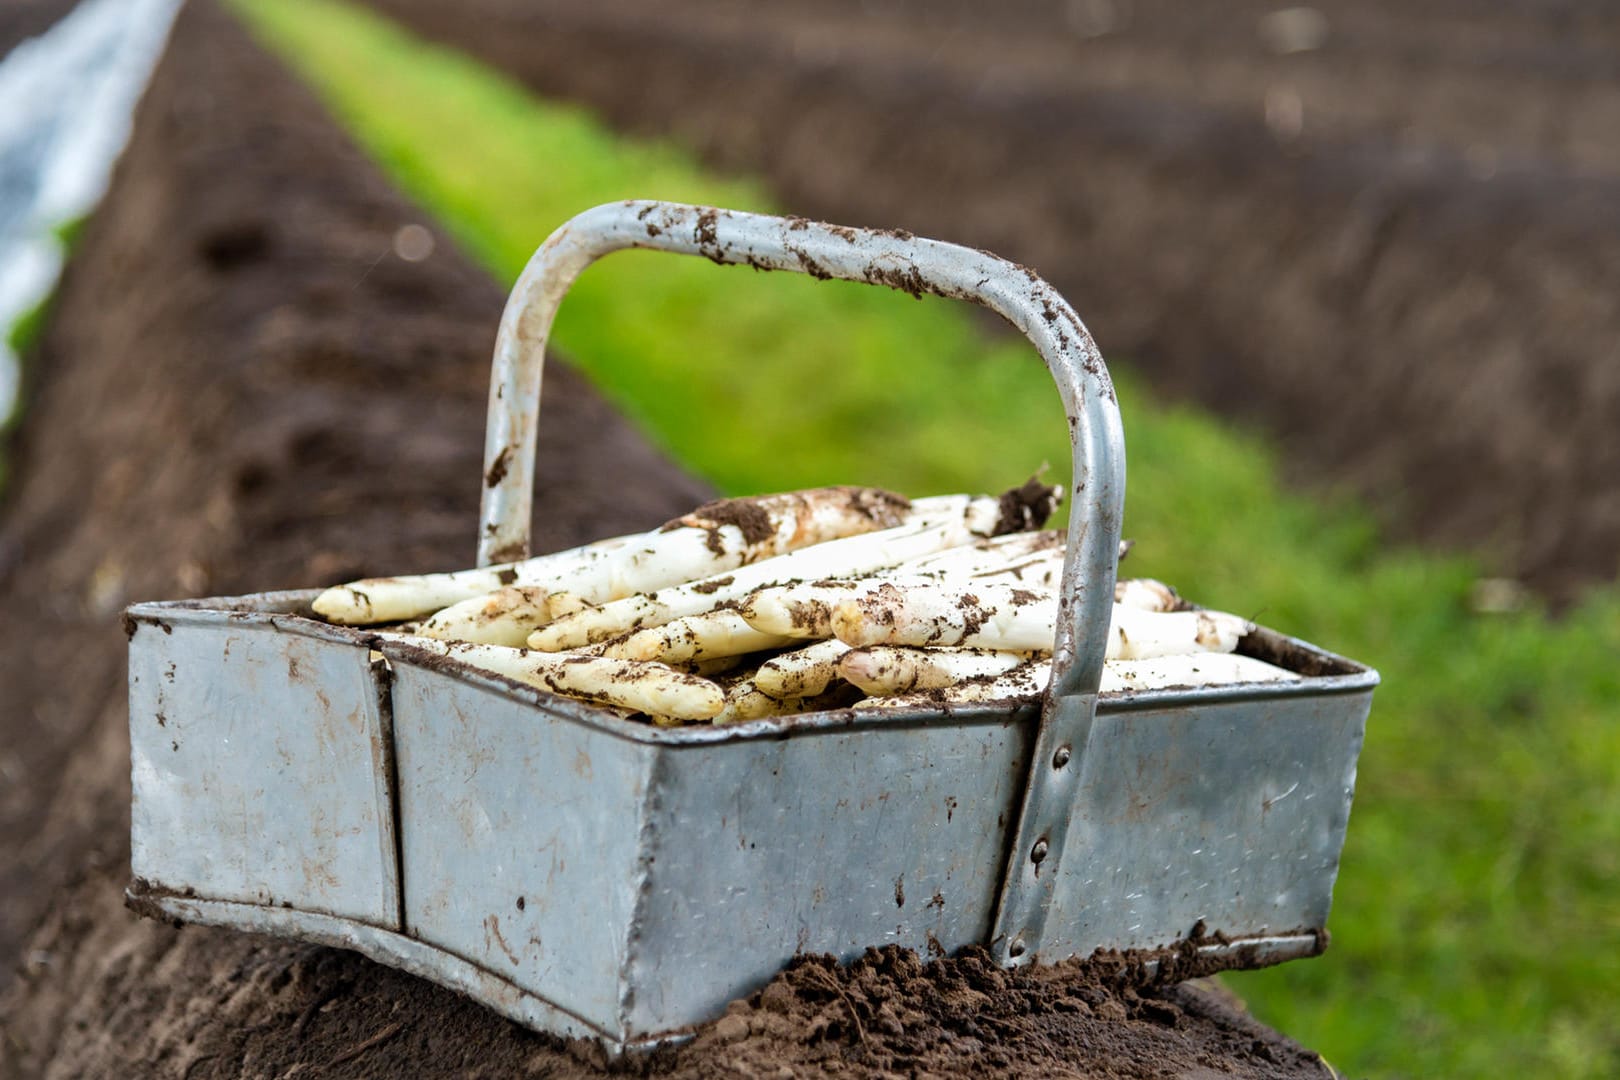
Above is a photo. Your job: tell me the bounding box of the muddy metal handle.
[480,200,1124,702]
[482,201,1124,962]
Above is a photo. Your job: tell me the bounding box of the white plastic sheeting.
[0,0,181,422]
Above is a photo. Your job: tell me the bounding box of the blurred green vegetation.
[1,294,45,490]
[234,0,1620,1074]
[5,217,84,361]
[2,219,87,493]
[6,294,51,359]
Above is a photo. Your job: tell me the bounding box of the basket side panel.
[619,714,1036,1037]
[390,665,653,1038]
[128,613,399,926]
[1041,688,1373,960]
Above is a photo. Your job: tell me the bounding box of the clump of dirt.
[676,494,778,553]
[665,486,911,556]
[666,945,1331,1079]
[994,476,1060,534]
[843,485,911,524]
[688,573,734,594]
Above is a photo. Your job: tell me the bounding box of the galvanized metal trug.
[126,201,1376,1052]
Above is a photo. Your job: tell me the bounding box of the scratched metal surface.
[381,643,1036,1037]
[127,601,400,928]
[386,655,658,1034]
[1038,681,1374,962]
[618,704,1033,1034]
[123,892,610,1043]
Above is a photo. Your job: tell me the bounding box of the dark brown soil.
[366,0,1620,603]
[0,4,1326,1076]
[0,0,75,59]
[996,477,1061,534]
[657,946,1330,1079]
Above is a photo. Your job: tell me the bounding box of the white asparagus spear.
[636,653,746,678]
[685,654,747,677]
[746,576,1050,644]
[710,678,861,725]
[961,550,1065,589]
[897,533,1067,588]
[753,639,852,698]
[580,486,912,601]
[529,492,1029,651]
[740,580,886,639]
[899,534,1133,587]
[711,682,783,725]
[414,586,553,647]
[1110,607,1252,658]
[854,660,1053,709]
[1102,653,1298,692]
[857,651,1298,709]
[903,532,1143,590]
[738,544,1066,641]
[898,529,1063,575]
[313,486,911,625]
[1114,578,1180,612]
[543,591,594,620]
[839,646,1031,696]
[969,476,1064,535]
[312,534,634,625]
[830,582,1056,651]
[830,583,1252,658]
[381,636,725,720]
[647,713,690,729]
[602,609,798,663]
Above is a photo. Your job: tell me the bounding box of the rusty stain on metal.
[485,914,521,966]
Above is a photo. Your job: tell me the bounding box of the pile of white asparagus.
[311,483,1300,725]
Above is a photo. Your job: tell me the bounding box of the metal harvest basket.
[126,201,1377,1052]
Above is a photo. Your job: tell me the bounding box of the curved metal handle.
[479,200,1124,702]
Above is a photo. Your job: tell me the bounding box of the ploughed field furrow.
[368,0,1620,600]
[0,0,709,1012]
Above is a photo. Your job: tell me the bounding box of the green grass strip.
[233,0,1620,1074]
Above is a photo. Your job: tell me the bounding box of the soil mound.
[665,946,1328,1078]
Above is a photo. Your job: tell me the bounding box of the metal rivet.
[1052,745,1072,769]
[1031,839,1049,864]
[1008,937,1027,958]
